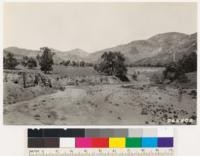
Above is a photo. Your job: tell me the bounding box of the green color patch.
[126,137,142,148]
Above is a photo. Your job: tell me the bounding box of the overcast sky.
[4,2,197,52]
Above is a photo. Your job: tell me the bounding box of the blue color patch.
[142,137,158,148]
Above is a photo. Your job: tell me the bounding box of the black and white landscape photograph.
[3,2,197,125]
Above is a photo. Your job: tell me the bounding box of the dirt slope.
[4,83,196,125]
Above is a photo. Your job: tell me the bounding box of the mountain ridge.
[4,32,197,65]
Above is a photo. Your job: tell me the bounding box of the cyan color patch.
[142,137,158,148]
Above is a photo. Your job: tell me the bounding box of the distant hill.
[4,47,39,59]
[64,48,89,58]
[133,33,197,66]
[89,32,197,66]
[4,47,89,64]
[51,48,89,63]
[4,32,197,66]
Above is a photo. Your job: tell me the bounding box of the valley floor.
[4,82,196,125]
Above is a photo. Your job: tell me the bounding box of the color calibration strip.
[28,128,174,148]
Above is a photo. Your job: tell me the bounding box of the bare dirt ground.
[4,82,196,125]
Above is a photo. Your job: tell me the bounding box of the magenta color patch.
[75,138,92,148]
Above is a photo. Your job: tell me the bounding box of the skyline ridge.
[4,31,197,53]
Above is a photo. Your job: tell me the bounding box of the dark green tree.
[27,57,37,69]
[178,52,197,73]
[21,56,29,67]
[39,47,54,73]
[62,60,71,66]
[80,61,85,67]
[36,54,41,62]
[3,52,18,69]
[72,61,78,67]
[96,51,128,81]
[163,50,197,82]
[86,62,93,67]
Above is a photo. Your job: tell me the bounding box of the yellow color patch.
[109,137,125,148]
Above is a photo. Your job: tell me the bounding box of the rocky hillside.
[4,32,197,66]
[89,32,197,66]
[133,33,197,66]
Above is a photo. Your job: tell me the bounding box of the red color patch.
[91,138,109,148]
